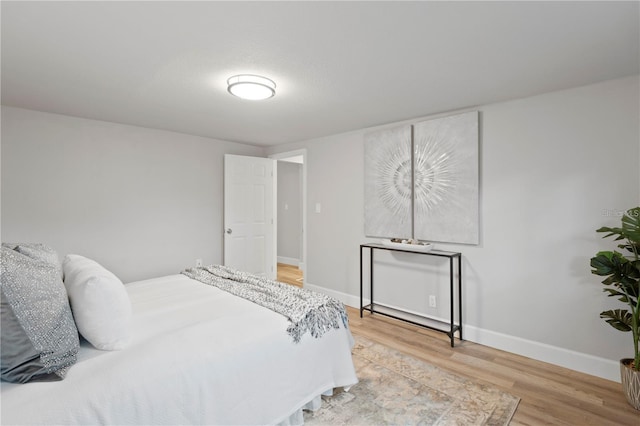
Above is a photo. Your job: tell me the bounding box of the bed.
[0,248,358,425]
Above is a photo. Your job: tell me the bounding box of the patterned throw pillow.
[1,246,79,383]
[14,243,63,278]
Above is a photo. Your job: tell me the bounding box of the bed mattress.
[0,274,358,425]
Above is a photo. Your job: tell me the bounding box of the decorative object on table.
[413,111,479,244]
[363,111,479,245]
[364,125,412,238]
[590,206,640,410]
[380,238,433,252]
[304,335,519,425]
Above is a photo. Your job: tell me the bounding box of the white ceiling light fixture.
[227,74,276,100]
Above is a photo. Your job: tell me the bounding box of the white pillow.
[62,254,131,350]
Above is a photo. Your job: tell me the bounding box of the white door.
[224,154,276,279]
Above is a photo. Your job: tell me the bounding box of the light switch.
[284,203,289,210]
[315,203,321,213]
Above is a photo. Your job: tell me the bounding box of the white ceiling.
[2,1,638,147]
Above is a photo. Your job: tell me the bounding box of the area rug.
[304,335,519,425]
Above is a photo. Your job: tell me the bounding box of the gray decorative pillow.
[3,243,62,278]
[1,247,79,383]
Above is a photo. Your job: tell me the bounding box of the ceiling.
[2,1,638,147]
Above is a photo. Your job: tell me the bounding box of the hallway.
[277,263,303,287]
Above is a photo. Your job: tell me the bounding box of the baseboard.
[305,282,368,309]
[462,325,620,383]
[305,282,621,383]
[277,256,300,266]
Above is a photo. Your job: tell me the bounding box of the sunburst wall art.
[414,111,478,244]
[364,125,412,238]
[364,111,478,244]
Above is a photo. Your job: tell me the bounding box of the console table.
[359,243,462,347]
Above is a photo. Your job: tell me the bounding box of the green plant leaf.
[617,242,640,254]
[600,309,632,332]
[590,251,627,277]
[597,226,626,240]
[603,288,629,302]
[622,207,640,243]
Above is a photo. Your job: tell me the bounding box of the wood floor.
[277,263,303,287]
[348,307,639,425]
[275,266,638,423]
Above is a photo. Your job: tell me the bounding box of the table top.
[361,242,461,257]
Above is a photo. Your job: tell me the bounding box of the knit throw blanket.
[181,265,349,343]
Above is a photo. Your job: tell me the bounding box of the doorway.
[277,263,303,287]
[270,150,306,287]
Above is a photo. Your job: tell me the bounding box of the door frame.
[269,149,307,279]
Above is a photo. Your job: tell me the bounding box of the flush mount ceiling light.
[227,74,276,100]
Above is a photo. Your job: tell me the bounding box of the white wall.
[267,75,640,381]
[277,161,302,264]
[2,76,638,381]
[1,107,264,282]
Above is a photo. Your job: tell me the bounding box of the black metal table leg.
[360,245,363,318]
[458,254,462,341]
[449,256,455,347]
[370,247,374,314]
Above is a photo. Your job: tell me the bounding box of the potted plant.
[590,207,640,410]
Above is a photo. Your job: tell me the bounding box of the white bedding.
[0,274,358,425]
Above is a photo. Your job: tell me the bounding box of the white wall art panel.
[414,111,479,244]
[364,125,412,238]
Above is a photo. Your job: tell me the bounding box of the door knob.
[226,228,233,234]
